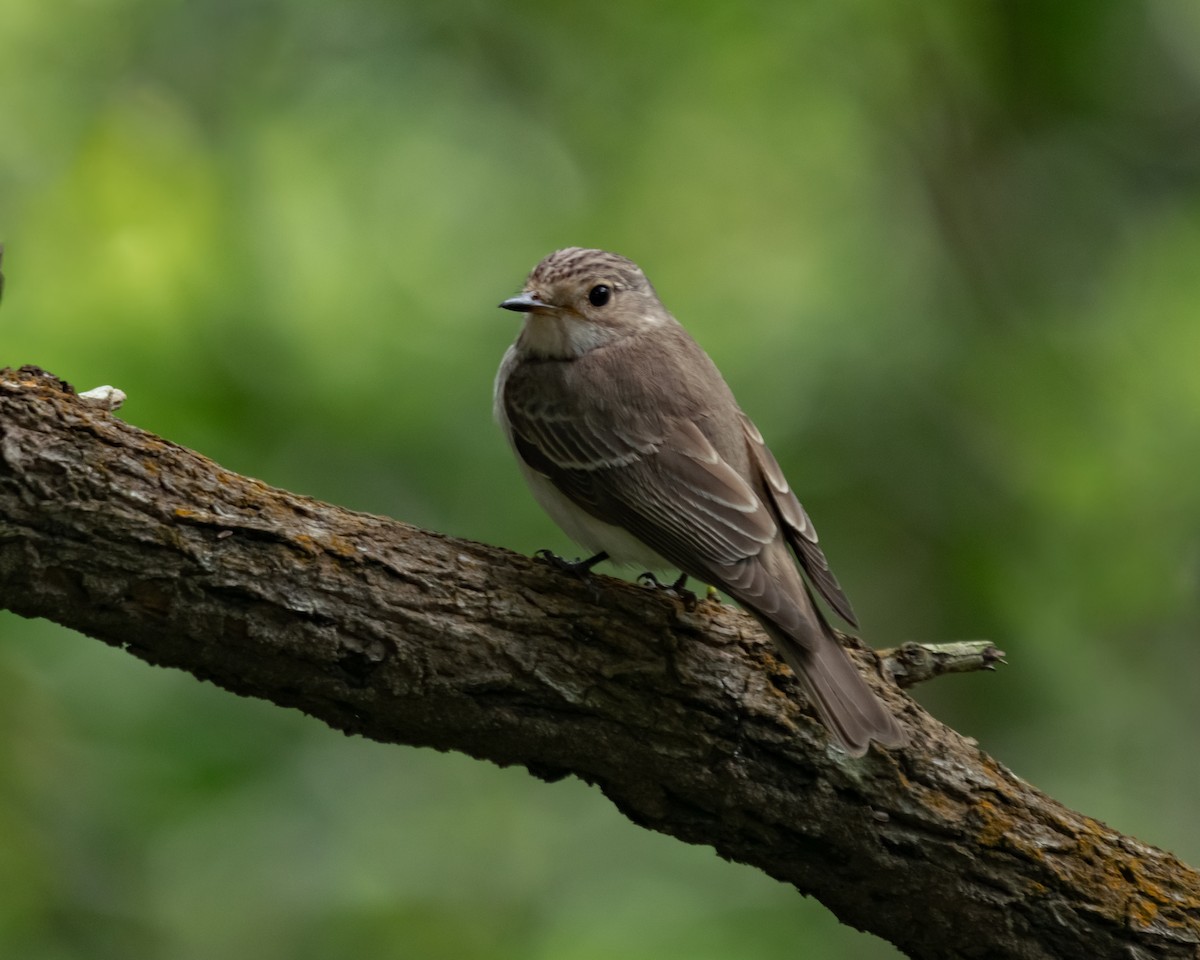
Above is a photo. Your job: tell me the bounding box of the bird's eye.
[588,284,611,307]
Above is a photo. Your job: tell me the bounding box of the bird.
[494,247,906,756]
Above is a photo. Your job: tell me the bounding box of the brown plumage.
[495,247,905,755]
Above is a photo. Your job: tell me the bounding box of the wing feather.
[740,416,858,627]
[505,368,776,574]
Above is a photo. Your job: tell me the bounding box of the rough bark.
[1,365,1197,960]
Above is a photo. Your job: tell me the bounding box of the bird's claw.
[534,549,608,580]
[638,571,699,611]
[534,550,608,601]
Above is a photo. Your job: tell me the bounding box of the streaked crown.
[525,247,650,295]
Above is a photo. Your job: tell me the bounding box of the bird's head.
[500,247,669,358]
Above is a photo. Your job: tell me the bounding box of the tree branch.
[2,366,1198,960]
[881,640,1006,688]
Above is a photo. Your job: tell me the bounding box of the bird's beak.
[499,292,549,313]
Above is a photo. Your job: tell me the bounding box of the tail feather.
[764,623,906,757]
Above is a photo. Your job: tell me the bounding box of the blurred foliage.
[3,1,1200,957]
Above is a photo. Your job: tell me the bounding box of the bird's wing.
[739,415,858,627]
[503,357,856,638]
[503,369,780,583]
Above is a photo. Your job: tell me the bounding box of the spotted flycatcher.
[495,247,905,755]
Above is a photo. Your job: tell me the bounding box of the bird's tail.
[762,620,906,757]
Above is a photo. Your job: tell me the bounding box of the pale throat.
[519,312,614,359]
[518,309,666,360]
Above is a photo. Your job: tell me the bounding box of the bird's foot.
[534,549,608,581]
[638,571,699,611]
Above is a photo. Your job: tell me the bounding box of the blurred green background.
[3,1,1200,957]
